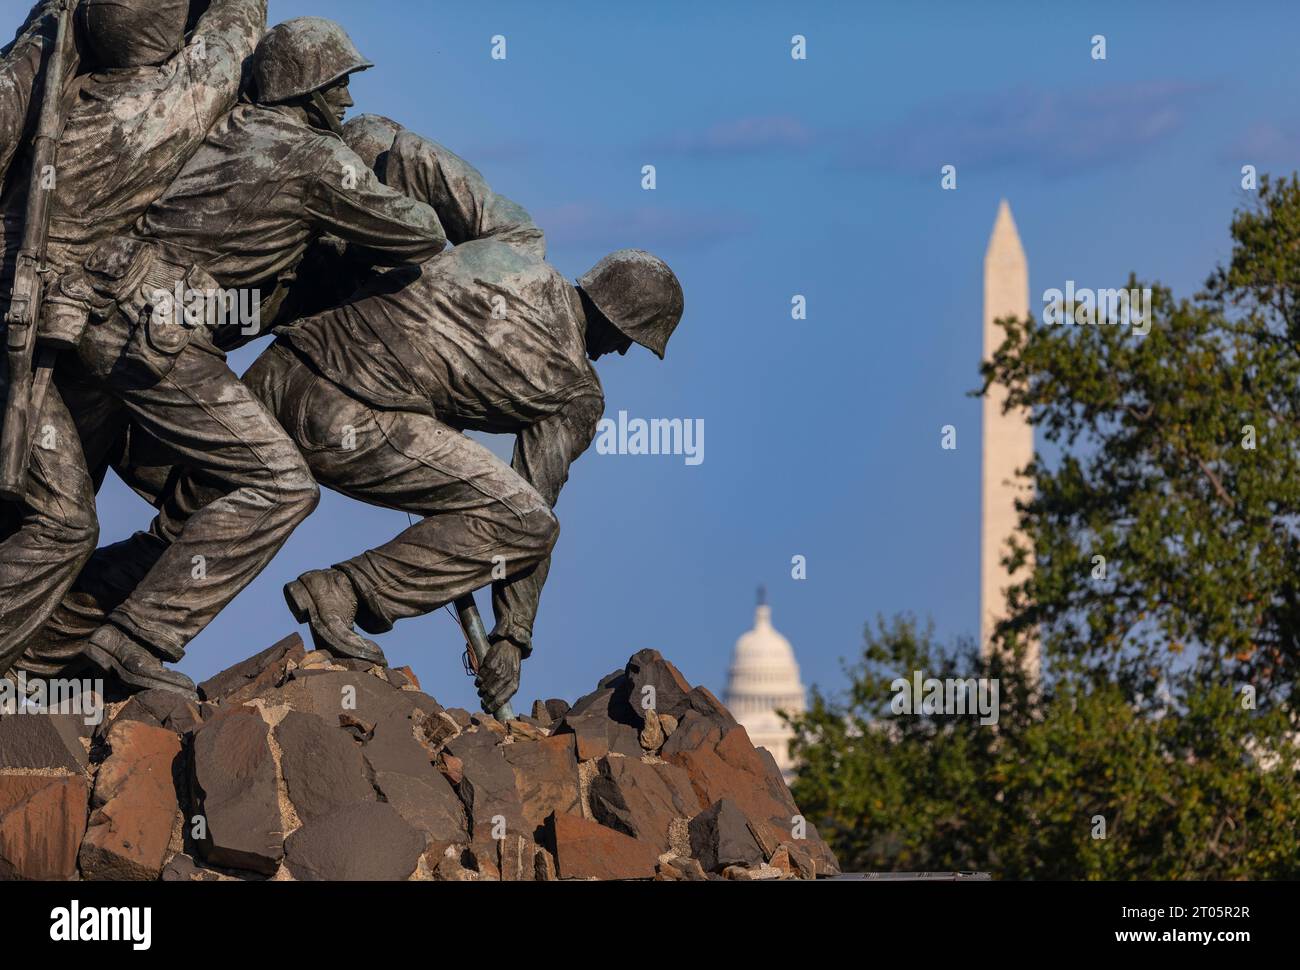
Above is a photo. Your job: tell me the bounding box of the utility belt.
[38,237,220,360]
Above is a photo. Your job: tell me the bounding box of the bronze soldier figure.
[247,117,684,713]
[23,19,447,698]
[0,0,267,689]
[20,115,684,716]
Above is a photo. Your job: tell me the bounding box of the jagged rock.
[769,841,816,879]
[501,733,581,834]
[688,798,765,873]
[0,712,86,772]
[383,667,418,689]
[543,699,570,722]
[416,710,460,750]
[623,649,693,721]
[190,706,283,875]
[446,730,526,840]
[284,802,424,880]
[274,711,373,824]
[661,854,708,881]
[438,751,463,786]
[722,864,783,881]
[97,689,202,740]
[668,723,837,875]
[0,773,88,880]
[372,769,467,843]
[553,688,641,762]
[159,853,246,882]
[3,637,838,881]
[445,708,473,729]
[533,844,557,881]
[79,719,182,880]
[498,834,535,881]
[638,707,665,751]
[393,666,420,689]
[198,633,306,703]
[544,811,660,880]
[338,713,375,742]
[508,719,547,741]
[470,713,508,737]
[462,840,501,880]
[588,754,700,854]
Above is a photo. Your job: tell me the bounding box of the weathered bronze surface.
[0,7,684,716]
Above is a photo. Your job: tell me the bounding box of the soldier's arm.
[343,115,544,257]
[158,0,266,135]
[0,1,61,178]
[306,140,447,266]
[383,128,546,258]
[490,393,604,657]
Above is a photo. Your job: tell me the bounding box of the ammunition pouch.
[76,237,221,380]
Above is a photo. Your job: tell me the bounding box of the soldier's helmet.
[77,0,189,69]
[578,250,685,359]
[252,17,374,104]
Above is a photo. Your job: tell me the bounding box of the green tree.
[789,178,1300,878]
[789,618,1299,878]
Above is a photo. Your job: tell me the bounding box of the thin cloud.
[648,115,816,158]
[1226,121,1300,168]
[841,80,1214,178]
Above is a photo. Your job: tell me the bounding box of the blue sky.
[18,0,1300,710]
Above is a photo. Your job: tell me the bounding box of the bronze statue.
[3,10,685,722]
[0,0,267,689]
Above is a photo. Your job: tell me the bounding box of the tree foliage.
[789,179,1300,878]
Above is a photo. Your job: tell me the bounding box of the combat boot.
[84,626,198,700]
[284,569,388,665]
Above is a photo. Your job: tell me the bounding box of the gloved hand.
[476,637,522,716]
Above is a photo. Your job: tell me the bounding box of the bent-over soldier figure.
[248,117,685,713]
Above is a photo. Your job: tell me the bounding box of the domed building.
[724,589,807,780]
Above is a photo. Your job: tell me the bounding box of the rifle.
[0,0,73,503]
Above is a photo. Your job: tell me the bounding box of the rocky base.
[0,636,839,881]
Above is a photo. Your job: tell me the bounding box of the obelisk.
[980,200,1037,674]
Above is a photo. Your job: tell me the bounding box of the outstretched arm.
[344,114,545,257]
[490,394,604,657]
[156,0,267,144]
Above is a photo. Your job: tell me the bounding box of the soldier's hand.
[477,637,522,716]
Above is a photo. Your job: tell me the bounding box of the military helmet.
[252,17,374,105]
[578,250,684,359]
[77,0,189,69]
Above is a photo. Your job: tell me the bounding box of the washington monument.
[980,200,1037,675]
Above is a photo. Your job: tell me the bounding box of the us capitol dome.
[723,589,807,779]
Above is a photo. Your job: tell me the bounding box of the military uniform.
[31,120,598,665]
[0,0,268,676]
[252,123,603,657]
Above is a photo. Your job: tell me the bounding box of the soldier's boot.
[284,569,388,666]
[84,625,198,700]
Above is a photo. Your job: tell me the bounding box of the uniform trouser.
[243,342,559,634]
[14,314,320,670]
[21,341,557,668]
[0,380,100,677]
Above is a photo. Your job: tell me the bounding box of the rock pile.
[0,636,839,881]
